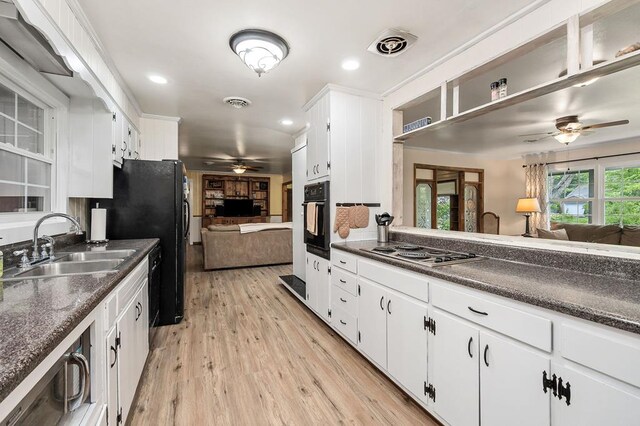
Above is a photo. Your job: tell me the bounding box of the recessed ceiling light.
[148,75,168,84]
[280,118,293,126]
[342,59,360,71]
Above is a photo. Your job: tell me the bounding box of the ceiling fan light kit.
[229,29,289,77]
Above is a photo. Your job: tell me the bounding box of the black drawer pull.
[483,344,489,367]
[468,306,488,316]
[339,279,347,283]
[340,320,347,325]
[339,260,347,264]
[110,346,118,368]
[340,297,347,303]
[379,296,384,310]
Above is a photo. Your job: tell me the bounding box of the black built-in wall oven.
[303,181,330,260]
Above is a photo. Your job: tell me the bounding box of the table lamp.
[516,197,541,237]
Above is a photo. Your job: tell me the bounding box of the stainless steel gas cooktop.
[362,244,483,267]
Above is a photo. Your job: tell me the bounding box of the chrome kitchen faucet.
[32,213,83,261]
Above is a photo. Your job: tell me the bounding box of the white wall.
[140,115,180,161]
[403,148,525,236]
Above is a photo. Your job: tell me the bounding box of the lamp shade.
[516,197,541,213]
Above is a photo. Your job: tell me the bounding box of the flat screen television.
[223,199,254,217]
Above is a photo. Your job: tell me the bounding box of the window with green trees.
[604,166,640,225]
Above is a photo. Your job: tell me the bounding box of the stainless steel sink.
[14,259,123,279]
[56,250,135,262]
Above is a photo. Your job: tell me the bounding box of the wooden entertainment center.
[201,174,270,227]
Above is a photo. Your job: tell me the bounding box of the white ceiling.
[79,0,539,174]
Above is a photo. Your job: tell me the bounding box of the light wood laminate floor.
[129,246,438,425]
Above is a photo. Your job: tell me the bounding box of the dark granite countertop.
[0,239,159,402]
[332,240,640,335]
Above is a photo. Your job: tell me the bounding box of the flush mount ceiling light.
[280,118,293,126]
[229,29,289,77]
[223,96,252,109]
[148,75,167,84]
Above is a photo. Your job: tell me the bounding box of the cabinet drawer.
[117,258,148,316]
[561,323,640,388]
[332,268,357,296]
[431,283,551,352]
[331,285,357,316]
[359,259,428,303]
[332,306,357,344]
[332,250,357,274]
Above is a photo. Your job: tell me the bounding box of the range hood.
[0,0,72,76]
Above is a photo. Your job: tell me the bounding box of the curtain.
[525,164,549,231]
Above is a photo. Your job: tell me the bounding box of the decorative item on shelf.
[259,181,268,190]
[498,77,508,98]
[515,197,541,237]
[616,42,640,58]
[403,116,432,133]
[490,81,499,101]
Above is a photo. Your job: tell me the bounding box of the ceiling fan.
[520,115,629,145]
[202,158,264,174]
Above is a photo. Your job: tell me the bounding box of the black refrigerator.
[91,159,188,326]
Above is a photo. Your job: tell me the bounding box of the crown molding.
[141,113,182,123]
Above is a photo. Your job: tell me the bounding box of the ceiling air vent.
[223,96,252,109]
[368,29,417,57]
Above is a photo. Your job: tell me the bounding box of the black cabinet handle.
[468,306,488,316]
[340,320,347,325]
[340,297,347,303]
[339,279,346,283]
[379,296,384,310]
[339,260,346,264]
[110,345,118,368]
[387,299,392,315]
[135,304,140,321]
[483,344,489,367]
[468,337,473,358]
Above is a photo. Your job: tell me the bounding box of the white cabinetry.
[357,277,428,402]
[550,364,640,426]
[139,116,180,161]
[305,252,330,321]
[68,97,113,198]
[292,141,306,280]
[104,259,149,425]
[306,93,330,181]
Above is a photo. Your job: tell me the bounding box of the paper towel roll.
[91,208,107,241]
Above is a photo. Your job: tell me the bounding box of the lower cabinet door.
[480,332,550,426]
[105,326,119,426]
[316,257,331,322]
[386,290,429,404]
[357,277,388,368]
[305,255,317,311]
[134,281,150,377]
[551,363,640,426]
[117,297,139,424]
[428,309,479,426]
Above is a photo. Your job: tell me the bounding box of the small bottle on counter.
[498,78,508,98]
[490,82,499,101]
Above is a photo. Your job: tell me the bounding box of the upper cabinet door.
[551,363,640,426]
[480,332,550,426]
[386,289,429,404]
[428,309,480,426]
[357,277,388,369]
[306,93,330,181]
[112,110,123,166]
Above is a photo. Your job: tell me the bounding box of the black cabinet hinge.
[115,331,121,348]
[557,377,571,406]
[357,284,361,296]
[328,266,331,275]
[542,371,557,396]
[112,144,116,154]
[328,309,332,318]
[358,331,361,342]
[327,161,331,170]
[117,407,123,424]
[112,112,116,121]
[424,316,436,335]
[424,382,436,402]
[326,122,331,132]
